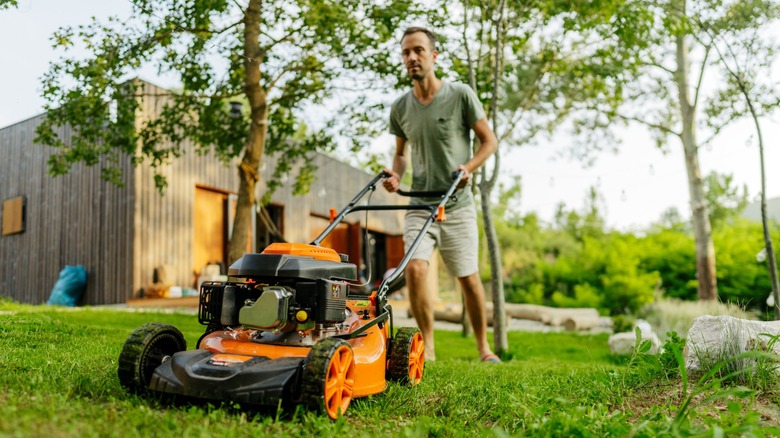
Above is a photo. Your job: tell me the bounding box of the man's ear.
[432,50,438,63]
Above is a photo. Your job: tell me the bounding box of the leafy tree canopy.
[35,0,414,192]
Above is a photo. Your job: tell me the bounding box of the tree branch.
[259,24,306,53]
[618,114,681,137]
[692,45,711,110]
[265,57,327,93]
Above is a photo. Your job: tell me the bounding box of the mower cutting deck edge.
[117,171,461,419]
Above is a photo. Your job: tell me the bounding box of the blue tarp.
[47,265,87,307]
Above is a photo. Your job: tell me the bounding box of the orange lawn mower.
[117,170,465,419]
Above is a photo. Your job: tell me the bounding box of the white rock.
[684,315,780,372]
[609,328,662,355]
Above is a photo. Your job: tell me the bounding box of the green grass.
[0,304,778,437]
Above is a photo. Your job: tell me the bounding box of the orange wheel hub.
[408,332,424,385]
[324,344,355,419]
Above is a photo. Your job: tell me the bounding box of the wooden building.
[0,81,409,305]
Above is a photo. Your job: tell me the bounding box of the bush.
[551,284,603,308]
[488,187,779,315]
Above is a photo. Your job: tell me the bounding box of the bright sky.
[2,0,779,231]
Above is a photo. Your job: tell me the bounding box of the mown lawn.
[0,303,778,437]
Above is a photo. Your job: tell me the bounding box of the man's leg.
[458,272,492,358]
[406,258,436,361]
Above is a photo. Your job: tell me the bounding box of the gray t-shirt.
[388,81,485,211]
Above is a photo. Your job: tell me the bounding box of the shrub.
[551,283,603,308]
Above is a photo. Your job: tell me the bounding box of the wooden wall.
[0,115,134,305]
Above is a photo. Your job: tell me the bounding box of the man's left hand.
[455,165,471,189]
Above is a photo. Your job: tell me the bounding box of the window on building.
[2,196,25,236]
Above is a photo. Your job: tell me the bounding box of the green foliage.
[35,0,414,193]
[507,283,544,305]
[611,314,636,334]
[658,331,687,377]
[493,179,779,314]
[639,228,699,300]
[540,233,659,314]
[551,283,603,309]
[713,220,777,307]
[704,171,749,229]
[0,0,17,10]
[443,0,655,153]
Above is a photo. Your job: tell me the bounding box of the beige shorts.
[403,205,479,278]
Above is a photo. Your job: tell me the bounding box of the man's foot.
[481,353,501,363]
[425,347,436,362]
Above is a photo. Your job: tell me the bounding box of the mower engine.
[198,244,359,339]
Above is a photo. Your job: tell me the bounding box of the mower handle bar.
[310,170,463,247]
[377,169,465,302]
[310,170,466,305]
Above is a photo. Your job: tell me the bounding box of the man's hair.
[402,27,436,51]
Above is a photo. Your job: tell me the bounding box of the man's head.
[401,27,438,81]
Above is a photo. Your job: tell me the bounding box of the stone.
[684,315,780,372]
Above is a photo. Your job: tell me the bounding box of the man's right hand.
[382,168,400,193]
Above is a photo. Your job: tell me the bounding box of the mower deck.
[150,350,303,406]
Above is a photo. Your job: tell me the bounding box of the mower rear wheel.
[301,338,355,419]
[117,322,186,393]
[387,327,424,385]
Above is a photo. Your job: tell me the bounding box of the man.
[383,27,499,362]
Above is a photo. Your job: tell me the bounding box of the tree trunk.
[742,85,780,318]
[229,0,268,264]
[476,0,509,354]
[480,186,508,352]
[461,0,475,340]
[461,289,473,337]
[674,26,718,301]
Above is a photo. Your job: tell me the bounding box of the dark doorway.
[256,204,284,251]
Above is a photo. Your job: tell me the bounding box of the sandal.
[481,353,502,363]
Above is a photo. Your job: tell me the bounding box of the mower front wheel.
[301,338,356,419]
[387,327,424,385]
[117,322,186,393]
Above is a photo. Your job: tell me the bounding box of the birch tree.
[442,0,652,352]
[696,0,780,315]
[612,0,779,300]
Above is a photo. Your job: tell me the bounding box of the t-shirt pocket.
[436,116,453,140]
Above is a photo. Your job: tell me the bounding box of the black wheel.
[301,337,355,419]
[117,322,186,393]
[387,327,424,385]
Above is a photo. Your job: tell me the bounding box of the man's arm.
[456,118,498,187]
[383,136,409,192]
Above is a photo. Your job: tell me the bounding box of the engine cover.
[238,286,293,330]
[315,278,347,323]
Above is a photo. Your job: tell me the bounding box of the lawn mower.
[117,170,464,419]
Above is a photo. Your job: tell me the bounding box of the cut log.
[561,315,603,331]
[407,302,601,330]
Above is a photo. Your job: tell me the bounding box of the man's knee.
[406,259,429,279]
[458,272,484,295]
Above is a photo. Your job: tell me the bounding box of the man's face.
[401,32,437,81]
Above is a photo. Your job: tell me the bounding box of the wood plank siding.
[0,80,402,305]
[0,114,134,305]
